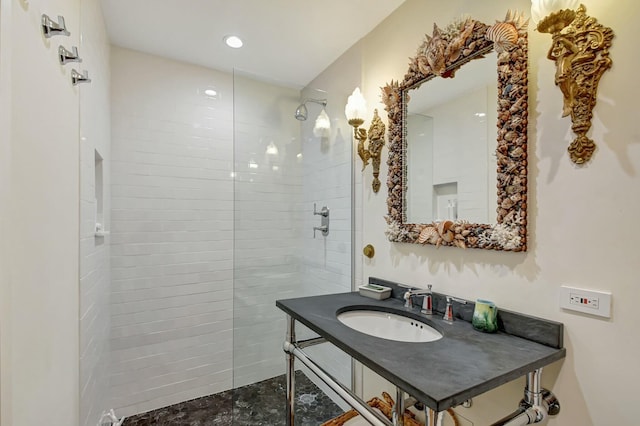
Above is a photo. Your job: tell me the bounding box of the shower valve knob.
[313,203,329,217]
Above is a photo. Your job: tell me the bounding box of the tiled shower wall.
[79,0,112,425]
[109,48,311,416]
[299,89,353,297]
[109,47,235,416]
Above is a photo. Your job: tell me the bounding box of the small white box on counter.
[358,283,392,300]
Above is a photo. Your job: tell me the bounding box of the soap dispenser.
[421,284,433,315]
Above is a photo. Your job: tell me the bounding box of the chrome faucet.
[443,296,467,322]
[403,285,433,314]
[422,284,433,315]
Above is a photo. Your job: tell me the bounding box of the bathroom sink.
[337,310,442,343]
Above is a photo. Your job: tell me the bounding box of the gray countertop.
[276,287,566,412]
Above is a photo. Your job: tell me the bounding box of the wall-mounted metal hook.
[42,14,70,38]
[71,69,91,86]
[59,46,81,65]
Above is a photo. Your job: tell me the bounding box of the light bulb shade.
[345,87,367,121]
[313,109,331,137]
[530,0,579,24]
[266,141,278,155]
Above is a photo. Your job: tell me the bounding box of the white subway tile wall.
[110,47,235,416]
[110,47,354,417]
[79,1,112,425]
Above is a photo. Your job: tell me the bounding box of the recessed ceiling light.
[224,35,243,49]
[204,89,218,97]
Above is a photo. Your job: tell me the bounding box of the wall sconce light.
[532,1,614,164]
[345,88,386,193]
[313,109,331,138]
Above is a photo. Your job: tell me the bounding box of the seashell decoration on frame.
[382,10,529,251]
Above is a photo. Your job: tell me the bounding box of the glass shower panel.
[232,74,353,421]
[297,86,354,410]
[232,74,304,389]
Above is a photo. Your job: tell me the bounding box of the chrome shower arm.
[294,98,327,121]
[301,98,327,107]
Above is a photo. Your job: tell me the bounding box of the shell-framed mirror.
[382,11,529,251]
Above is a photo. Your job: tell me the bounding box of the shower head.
[294,98,327,121]
[295,103,308,121]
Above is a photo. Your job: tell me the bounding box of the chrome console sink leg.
[490,368,561,426]
[393,387,405,426]
[425,407,440,426]
[286,315,296,426]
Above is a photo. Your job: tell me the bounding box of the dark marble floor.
[123,371,345,425]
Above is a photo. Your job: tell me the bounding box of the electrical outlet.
[560,286,611,318]
[569,293,598,309]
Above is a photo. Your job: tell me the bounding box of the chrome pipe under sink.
[490,369,561,426]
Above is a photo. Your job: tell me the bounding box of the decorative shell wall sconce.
[345,88,386,193]
[532,1,614,164]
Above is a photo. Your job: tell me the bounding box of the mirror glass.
[382,12,529,251]
[405,52,497,224]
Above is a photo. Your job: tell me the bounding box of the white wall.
[0,0,13,422]
[109,47,235,416]
[342,0,639,424]
[1,0,81,425]
[78,0,111,425]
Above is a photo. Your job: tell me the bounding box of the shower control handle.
[313,225,328,238]
[313,203,329,217]
[313,204,329,238]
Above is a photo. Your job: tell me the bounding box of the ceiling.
[100,0,406,89]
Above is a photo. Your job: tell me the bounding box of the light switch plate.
[560,285,611,318]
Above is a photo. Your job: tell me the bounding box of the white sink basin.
[337,310,443,343]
